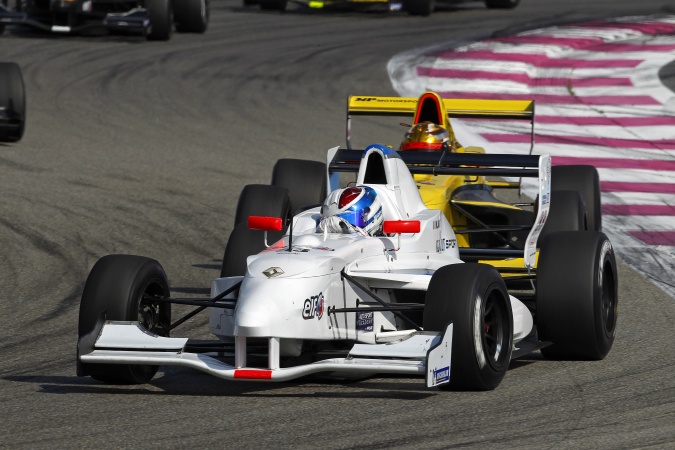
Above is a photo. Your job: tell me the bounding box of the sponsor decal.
[433,219,440,229]
[302,292,324,320]
[434,366,450,385]
[262,267,284,278]
[441,238,457,250]
[356,311,374,332]
[354,97,413,103]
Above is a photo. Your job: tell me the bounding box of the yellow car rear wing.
[346,94,535,153]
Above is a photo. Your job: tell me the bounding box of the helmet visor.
[337,209,369,228]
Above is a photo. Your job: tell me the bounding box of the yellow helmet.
[400,121,453,151]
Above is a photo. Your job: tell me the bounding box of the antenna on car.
[287,207,293,252]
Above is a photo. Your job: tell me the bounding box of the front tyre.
[537,232,618,360]
[0,62,26,142]
[173,0,209,33]
[424,264,513,390]
[77,255,171,384]
[146,0,173,41]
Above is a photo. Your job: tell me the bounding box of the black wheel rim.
[139,280,170,337]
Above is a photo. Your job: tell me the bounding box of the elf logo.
[302,292,324,320]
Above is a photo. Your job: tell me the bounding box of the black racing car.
[0,0,208,40]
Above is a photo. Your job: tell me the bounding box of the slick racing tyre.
[173,0,208,33]
[222,185,291,277]
[424,263,513,391]
[538,190,585,243]
[485,0,520,8]
[551,165,602,232]
[146,0,173,40]
[406,0,435,16]
[271,159,326,215]
[0,62,26,142]
[233,184,291,227]
[537,231,618,360]
[77,255,171,384]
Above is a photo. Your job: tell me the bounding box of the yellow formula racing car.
[345,91,603,276]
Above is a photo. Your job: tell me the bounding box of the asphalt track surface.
[0,1,673,448]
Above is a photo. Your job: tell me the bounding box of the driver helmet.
[320,186,384,236]
[400,121,453,151]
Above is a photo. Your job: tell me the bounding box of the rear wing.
[327,147,551,269]
[346,95,535,153]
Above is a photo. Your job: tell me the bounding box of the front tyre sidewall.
[173,0,209,33]
[146,0,174,40]
[78,255,171,384]
[0,62,26,142]
[424,264,513,390]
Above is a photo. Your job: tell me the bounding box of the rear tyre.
[146,0,173,41]
[222,185,291,277]
[173,0,208,33]
[424,264,513,390]
[271,159,326,215]
[538,190,585,243]
[551,165,601,231]
[0,62,26,142]
[485,0,520,8]
[537,232,618,360]
[406,0,434,16]
[77,255,171,384]
[233,184,291,227]
[259,0,286,11]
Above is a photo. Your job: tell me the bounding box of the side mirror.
[383,220,421,234]
[248,216,283,248]
[382,220,420,252]
[248,216,283,231]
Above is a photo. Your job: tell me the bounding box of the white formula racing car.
[77,144,618,390]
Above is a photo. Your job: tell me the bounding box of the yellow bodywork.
[347,91,537,275]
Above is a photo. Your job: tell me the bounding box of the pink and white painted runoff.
[389,15,675,298]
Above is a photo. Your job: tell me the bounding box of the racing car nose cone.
[248,251,331,279]
[234,311,270,337]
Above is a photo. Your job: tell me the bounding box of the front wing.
[79,321,453,387]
